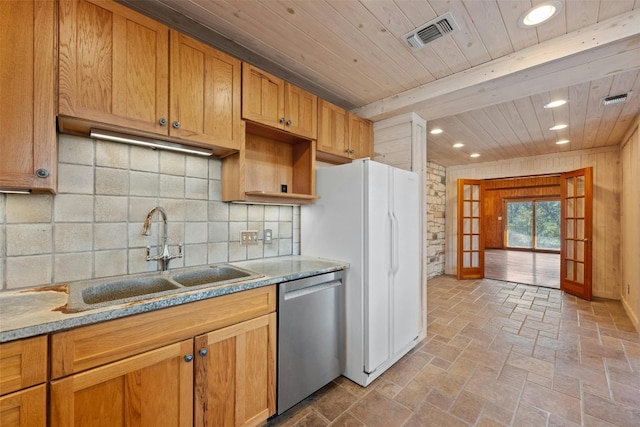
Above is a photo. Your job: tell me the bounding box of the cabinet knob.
[199,348,208,357]
[184,354,194,363]
[286,119,292,126]
[159,118,167,126]
[172,121,181,129]
[279,117,286,124]
[35,169,49,178]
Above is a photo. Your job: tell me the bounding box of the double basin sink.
[67,264,263,312]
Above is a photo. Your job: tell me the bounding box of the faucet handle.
[168,244,183,260]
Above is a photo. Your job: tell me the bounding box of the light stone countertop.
[0,256,347,343]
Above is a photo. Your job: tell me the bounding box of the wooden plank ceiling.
[119,0,640,167]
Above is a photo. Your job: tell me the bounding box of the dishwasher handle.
[283,279,342,301]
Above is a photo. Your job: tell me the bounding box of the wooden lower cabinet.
[50,339,194,426]
[195,313,276,427]
[49,286,277,426]
[0,385,46,427]
[0,336,48,427]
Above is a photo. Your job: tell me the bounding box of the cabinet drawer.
[0,384,46,427]
[0,336,47,396]
[51,285,276,378]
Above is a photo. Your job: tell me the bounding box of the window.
[505,199,560,251]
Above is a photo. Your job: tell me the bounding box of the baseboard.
[621,297,640,332]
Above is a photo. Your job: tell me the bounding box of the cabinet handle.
[35,168,49,178]
[184,354,194,363]
[279,117,286,124]
[159,118,167,126]
[172,121,181,129]
[286,119,292,126]
[199,348,208,357]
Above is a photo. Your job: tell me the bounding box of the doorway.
[487,197,561,288]
[457,168,594,299]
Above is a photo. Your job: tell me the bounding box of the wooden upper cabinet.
[0,0,56,193]
[58,0,170,134]
[58,0,242,153]
[169,31,242,151]
[241,63,285,130]
[285,83,317,139]
[242,63,317,139]
[317,99,350,158]
[317,100,373,163]
[348,112,374,160]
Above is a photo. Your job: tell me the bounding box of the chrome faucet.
[142,206,182,272]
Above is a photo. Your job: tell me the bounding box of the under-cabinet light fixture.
[0,189,32,194]
[470,153,480,158]
[555,139,570,145]
[453,143,464,148]
[549,124,568,130]
[430,128,443,134]
[89,129,213,157]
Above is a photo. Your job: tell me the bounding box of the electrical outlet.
[264,229,273,244]
[240,230,258,245]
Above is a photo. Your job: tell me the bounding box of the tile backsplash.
[0,134,300,290]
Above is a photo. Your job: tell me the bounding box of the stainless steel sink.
[66,264,263,312]
[81,277,180,305]
[171,265,257,287]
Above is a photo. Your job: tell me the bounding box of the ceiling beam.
[353,10,640,122]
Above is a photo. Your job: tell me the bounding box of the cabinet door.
[0,336,47,396]
[348,113,373,159]
[317,99,349,157]
[50,339,193,427]
[284,83,317,139]
[0,385,46,427]
[242,63,284,130]
[195,313,276,427]
[58,0,169,135]
[0,0,56,192]
[170,31,242,150]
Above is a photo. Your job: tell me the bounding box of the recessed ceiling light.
[549,124,568,130]
[453,143,464,148]
[544,99,567,109]
[555,139,570,145]
[430,128,443,134]
[470,153,480,158]
[518,1,562,28]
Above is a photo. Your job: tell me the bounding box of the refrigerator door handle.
[391,211,400,273]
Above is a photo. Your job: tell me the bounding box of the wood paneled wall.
[446,146,621,299]
[484,176,560,248]
[621,116,639,330]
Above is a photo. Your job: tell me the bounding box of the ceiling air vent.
[603,93,628,106]
[403,12,459,49]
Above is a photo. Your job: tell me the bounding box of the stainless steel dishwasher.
[277,270,345,414]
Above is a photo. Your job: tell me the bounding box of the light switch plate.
[241,230,259,245]
[264,229,273,244]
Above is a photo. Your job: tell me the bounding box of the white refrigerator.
[301,159,421,386]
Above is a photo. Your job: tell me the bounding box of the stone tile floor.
[266,275,640,426]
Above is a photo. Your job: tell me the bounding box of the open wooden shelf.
[222,121,318,204]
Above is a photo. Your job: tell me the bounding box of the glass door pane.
[506,201,532,248]
[534,200,560,250]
